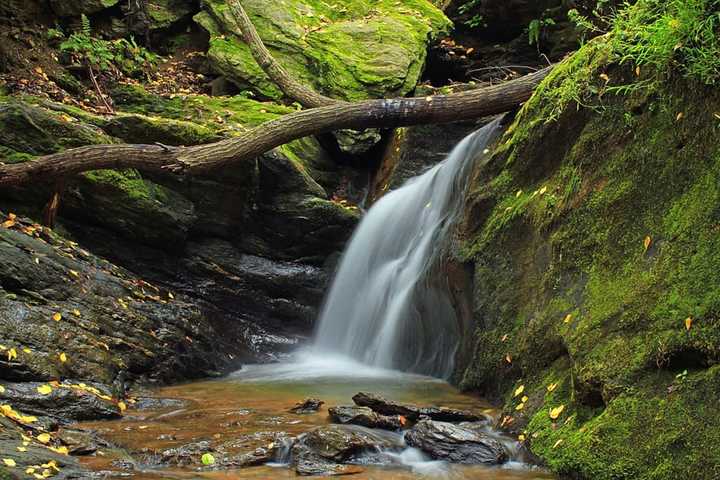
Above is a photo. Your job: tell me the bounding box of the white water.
[313,119,503,377]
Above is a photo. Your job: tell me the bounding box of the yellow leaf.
[515,402,525,411]
[635,65,641,76]
[518,434,526,442]
[547,382,558,392]
[36,433,51,444]
[515,190,523,198]
[16,447,26,452]
[539,186,548,195]
[59,353,67,363]
[52,313,62,322]
[685,317,693,331]
[553,439,564,448]
[37,385,52,395]
[3,458,16,467]
[7,348,17,361]
[22,348,31,354]
[72,309,81,317]
[118,401,127,412]
[643,236,652,253]
[521,396,529,403]
[505,354,512,364]
[168,292,174,299]
[599,73,610,83]
[514,385,525,397]
[563,314,573,324]
[549,405,565,420]
[26,467,35,474]
[68,270,79,278]
[48,446,69,455]
[0,385,4,393]
[676,112,684,122]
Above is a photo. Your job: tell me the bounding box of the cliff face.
[455,33,720,480]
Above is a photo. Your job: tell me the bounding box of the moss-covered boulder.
[455,36,720,480]
[194,0,451,101]
[146,0,196,30]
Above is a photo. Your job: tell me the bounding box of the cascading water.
[314,119,503,377]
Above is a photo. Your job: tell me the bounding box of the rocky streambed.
[74,356,555,479]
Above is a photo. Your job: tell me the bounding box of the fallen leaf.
[36,433,51,444]
[59,353,67,363]
[72,309,81,317]
[635,65,641,76]
[0,386,4,393]
[37,385,52,395]
[518,434,526,442]
[201,453,215,465]
[549,405,565,420]
[564,314,572,324]
[599,73,610,83]
[48,446,69,455]
[52,313,62,322]
[515,402,525,411]
[7,348,17,361]
[514,385,525,397]
[118,401,127,412]
[547,382,558,392]
[676,112,684,122]
[553,439,564,448]
[3,458,15,467]
[16,447,26,452]
[398,415,407,426]
[501,334,509,342]
[685,317,693,331]
[505,354,512,364]
[539,186,548,195]
[521,395,529,403]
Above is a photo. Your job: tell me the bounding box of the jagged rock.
[404,419,508,464]
[289,398,324,414]
[352,392,485,422]
[0,218,234,385]
[224,446,275,467]
[0,382,120,423]
[328,406,403,430]
[194,0,451,102]
[56,428,109,455]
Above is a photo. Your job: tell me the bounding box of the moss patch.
[457,33,720,480]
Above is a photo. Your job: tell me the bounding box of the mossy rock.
[146,0,195,30]
[194,0,451,101]
[457,34,720,480]
[0,98,114,158]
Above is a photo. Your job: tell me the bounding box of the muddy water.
[78,355,555,480]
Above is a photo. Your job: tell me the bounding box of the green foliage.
[458,0,486,28]
[60,15,159,78]
[528,17,556,48]
[612,0,720,85]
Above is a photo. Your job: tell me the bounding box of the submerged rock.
[328,405,403,430]
[289,398,324,414]
[352,392,484,423]
[404,419,508,464]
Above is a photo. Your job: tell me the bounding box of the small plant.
[458,0,486,29]
[528,17,557,48]
[60,14,159,79]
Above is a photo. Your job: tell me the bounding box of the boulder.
[352,392,485,422]
[404,419,508,464]
[194,0,451,101]
[49,0,121,16]
[328,405,403,430]
[293,424,402,463]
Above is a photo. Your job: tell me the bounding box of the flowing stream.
[314,119,503,377]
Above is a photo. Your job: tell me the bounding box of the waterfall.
[313,119,503,377]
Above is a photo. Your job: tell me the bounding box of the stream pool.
[78,354,556,479]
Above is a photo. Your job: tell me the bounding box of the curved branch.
[0,67,551,186]
[227,0,339,108]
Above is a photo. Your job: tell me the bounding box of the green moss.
[458,32,720,480]
[195,0,451,101]
[82,169,166,203]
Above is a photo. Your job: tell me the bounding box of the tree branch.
[0,67,551,187]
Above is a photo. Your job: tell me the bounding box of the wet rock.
[290,398,324,414]
[352,393,484,423]
[160,440,212,466]
[294,425,402,463]
[295,456,364,476]
[49,0,121,17]
[57,428,109,455]
[404,419,508,464]
[328,406,403,430]
[0,382,120,423]
[224,446,275,467]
